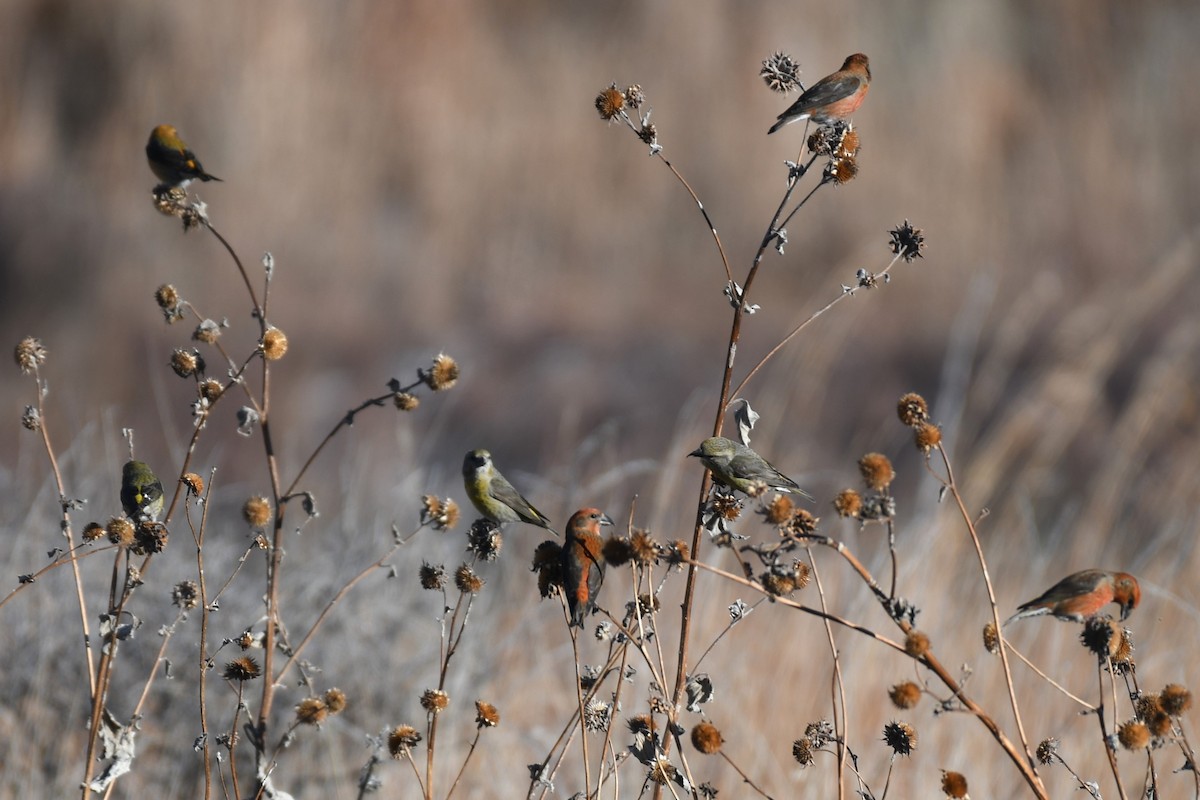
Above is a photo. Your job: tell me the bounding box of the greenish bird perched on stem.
[688,436,811,499]
[462,449,556,534]
[121,460,164,522]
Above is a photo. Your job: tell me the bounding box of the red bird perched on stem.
[1003,569,1141,627]
[768,53,871,134]
[561,508,613,628]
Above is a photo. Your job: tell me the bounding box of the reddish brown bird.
[561,507,613,627]
[1003,569,1141,627]
[768,53,871,134]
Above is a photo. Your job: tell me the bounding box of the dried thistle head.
[420,353,458,391]
[888,681,921,710]
[295,697,328,726]
[882,721,917,756]
[858,453,895,491]
[833,489,862,518]
[690,722,723,754]
[14,337,47,374]
[223,656,261,681]
[387,725,421,758]
[595,84,625,120]
[475,700,500,729]
[897,393,929,426]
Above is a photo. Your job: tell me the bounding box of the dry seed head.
[320,688,346,714]
[14,337,47,374]
[1117,720,1150,750]
[295,697,328,726]
[913,422,942,453]
[465,519,503,560]
[192,318,220,344]
[155,284,180,311]
[1147,708,1173,738]
[624,84,645,108]
[762,571,796,597]
[21,405,41,431]
[761,51,801,93]
[1080,616,1121,657]
[182,472,204,496]
[170,348,203,378]
[133,521,169,555]
[199,378,223,402]
[630,529,659,565]
[172,580,200,609]
[882,721,917,756]
[394,392,419,411]
[107,517,136,548]
[420,689,449,715]
[388,725,421,758]
[889,681,921,710]
[762,494,794,525]
[1035,738,1059,765]
[838,129,861,158]
[475,700,500,729]
[1162,684,1193,716]
[827,156,859,185]
[807,126,839,157]
[665,539,690,566]
[242,496,272,528]
[858,453,895,491]
[905,630,931,659]
[982,622,1000,655]
[421,353,459,391]
[1112,627,1135,666]
[223,656,261,681]
[595,84,625,120]
[602,536,634,566]
[711,490,744,520]
[454,564,484,594]
[83,521,105,542]
[627,714,656,735]
[420,494,460,530]
[940,770,969,799]
[419,562,446,590]
[793,560,812,589]
[792,737,814,766]
[261,327,288,361]
[783,508,819,537]
[889,219,926,262]
[691,722,724,754]
[833,489,862,518]
[897,393,929,426]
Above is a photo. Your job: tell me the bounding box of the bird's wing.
[489,475,548,525]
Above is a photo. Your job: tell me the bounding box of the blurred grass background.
[2,0,1199,796]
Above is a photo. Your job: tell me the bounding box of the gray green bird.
[688,436,811,499]
[462,449,554,533]
[121,460,165,522]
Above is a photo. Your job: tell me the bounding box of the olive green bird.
[462,449,555,533]
[121,460,165,522]
[688,436,811,499]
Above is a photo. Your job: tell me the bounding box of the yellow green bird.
[688,436,811,499]
[462,449,554,533]
[145,124,222,187]
[121,460,165,522]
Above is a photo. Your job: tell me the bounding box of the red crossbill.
[768,53,871,134]
[561,507,613,627]
[462,449,554,533]
[688,436,811,499]
[145,124,222,187]
[121,459,164,522]
[1004,569,1141,627]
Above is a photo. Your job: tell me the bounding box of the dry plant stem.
[191,472,217,800]
[130,607,186,718]
[636,137,731,284]
[272,535,410,684]
[687,559,906,654]
[203,221,262,315]
[728,251,904,406]
[444,730,482,800]
[0,543,110,612]
[692,556,1050,798]
[1096,660,1130,800]
[228,682,245,800]
[567,625,593,800]
[26,371,95,695]
[691,597,767,671]
[717,750,774,799]
[934,446,1035,770]
[807,546,848,800]
[1003,641,1095,709]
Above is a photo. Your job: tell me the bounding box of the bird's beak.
[687,448,702,458]
[600,514,615,527]
[1120,602,1133,621]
